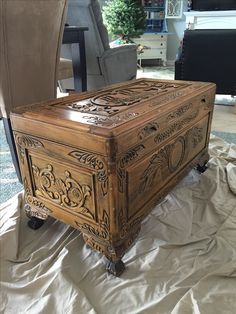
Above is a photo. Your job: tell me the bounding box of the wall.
[166,0,188,64]
[99,0,188,65]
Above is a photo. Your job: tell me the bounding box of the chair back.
[175,29,236,95]
[65,0,110,76]
[0,0,68,117]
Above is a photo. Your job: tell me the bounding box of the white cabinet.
[134,1,168,65]
[134,33,167,65]
[184,10,236,30]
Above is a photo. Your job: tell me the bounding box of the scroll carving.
[32,164,94,219]
[69,150,108,196]
[24,178,51,220]
[68,81,183,116]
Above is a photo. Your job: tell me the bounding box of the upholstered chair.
[175,29,236,96]
[59,0,138,91]
[0,0,68,181]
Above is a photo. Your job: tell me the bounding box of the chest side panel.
[14,132,112,241]
[115,87,214,228]
[126,116,209,219]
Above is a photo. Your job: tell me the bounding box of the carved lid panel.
[11,79,215,136]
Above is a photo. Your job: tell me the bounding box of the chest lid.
[11,78,215,137]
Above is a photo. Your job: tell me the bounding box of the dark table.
[62,26,88,92]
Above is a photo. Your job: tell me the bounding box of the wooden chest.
[11,79,216,276]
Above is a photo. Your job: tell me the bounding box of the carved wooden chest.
[11,79,215,276]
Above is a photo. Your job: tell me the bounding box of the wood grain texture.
[10,78,216,276]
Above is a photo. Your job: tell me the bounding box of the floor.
[137,66,236,133]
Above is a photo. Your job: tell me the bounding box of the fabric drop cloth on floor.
[0,135,236,314]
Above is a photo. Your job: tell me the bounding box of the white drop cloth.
[0,136,236,314]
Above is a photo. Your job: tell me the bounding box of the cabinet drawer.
[141,48,166,59]
[142,40,166,49]
[135,34,167,42]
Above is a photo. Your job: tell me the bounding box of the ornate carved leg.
[83,224,141,276]
[83,233,126,276]
[106,258,125,277]
[196,161,208,173]
[24,204,48,230]
[196,151,209,173]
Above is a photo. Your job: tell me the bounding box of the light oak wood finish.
[10,78,216,276]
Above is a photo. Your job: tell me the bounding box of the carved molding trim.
[117,144,145,192]
[149,90,186,107]
[32,164,94,220]
[167,103,192,121]
[119,209,143,239]
[82,112,139,127]
[83,234,106,255]
[75,210,110,240]
[155,108,199,144]
[69,150,108,196]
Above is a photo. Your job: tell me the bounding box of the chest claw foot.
[106,259,125,277]
[28,217,45,230]
[196,162,208,173]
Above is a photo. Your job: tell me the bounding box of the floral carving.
[16,134,43,149]
[69,150,108,196]
[117,144,145,192]
[82,112,139,127]
[139,146,171,193]
[32,164,94,219]
[188,127,204,147]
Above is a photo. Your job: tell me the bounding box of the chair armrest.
[105,43,137,55]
